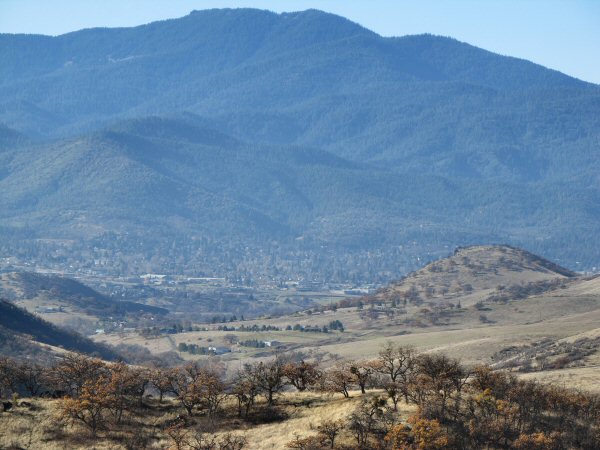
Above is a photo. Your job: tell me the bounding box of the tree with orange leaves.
[51,353,107,397]
[171,363,225,418]
[385,415,450,450]
[513,432,561,450]
[282,360,321,392]
[59,375,111,436]
[104,362,145,423]
[322,363,354,398]
[150,367,177,403]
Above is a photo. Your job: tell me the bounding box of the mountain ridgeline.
[0,8,599,279]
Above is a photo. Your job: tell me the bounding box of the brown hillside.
[374,245,576,306]
[0,300,119,361]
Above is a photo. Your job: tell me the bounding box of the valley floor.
[94,285,600,392]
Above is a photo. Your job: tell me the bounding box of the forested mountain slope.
[0,9,598,275]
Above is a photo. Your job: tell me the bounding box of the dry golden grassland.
[95,286,600,352]
[0,391,413,449]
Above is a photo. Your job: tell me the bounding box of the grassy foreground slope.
[1,342,599,449]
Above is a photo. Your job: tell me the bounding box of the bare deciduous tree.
[282,361,321,392]
[322,363,354,398]
[316,419,345,449]
[349,360,376,394]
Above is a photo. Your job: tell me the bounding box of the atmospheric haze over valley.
[0,5,600,450]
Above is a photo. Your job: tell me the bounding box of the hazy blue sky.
[1,0,599,83]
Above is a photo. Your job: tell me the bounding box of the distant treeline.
[176,343,213,355]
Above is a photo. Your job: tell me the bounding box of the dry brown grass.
[0,391,415,449]
[520,366,600,393]
[0,399,89,450]
[375,245,573,307]
[0,396,182,449]
[228,390,417,449]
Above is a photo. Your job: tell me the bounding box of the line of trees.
[2,343,600,449]
[177,343,213,355]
